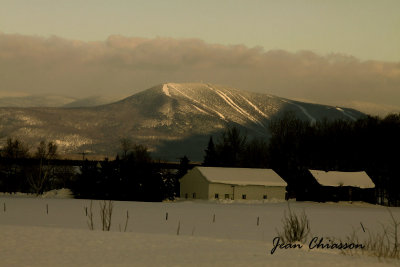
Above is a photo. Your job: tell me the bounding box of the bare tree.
[0,138,30,192]
[1,137,30,159]
[27,141,58,195]
[120,138,132,159]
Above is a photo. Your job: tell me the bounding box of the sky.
[1,0,400,115]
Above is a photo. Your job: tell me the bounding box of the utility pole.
[79,151,87,161]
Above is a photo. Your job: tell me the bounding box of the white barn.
[180,167,287,200]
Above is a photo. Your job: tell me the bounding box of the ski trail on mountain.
[238,94,270,119]
[224,90,267,128]
[192,104,209,115]
[167,84,226,120]
[335,107,357,121]
[282,100,316,125]
[162,84,171,97]
[214,90,248,117]
[205,84,265,127]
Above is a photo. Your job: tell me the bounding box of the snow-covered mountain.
[0,83,364,160]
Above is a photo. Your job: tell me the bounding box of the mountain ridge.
[0,83,364,160]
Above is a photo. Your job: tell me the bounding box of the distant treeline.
[0,138,73,195]
[0,138,189,201]
[203,112,400,206]
[70,144,189,201]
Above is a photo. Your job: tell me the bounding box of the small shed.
[308,170,376,202]
[180,167,287,200]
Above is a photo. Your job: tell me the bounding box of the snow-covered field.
[0,192,399,266]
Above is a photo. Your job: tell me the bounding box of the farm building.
[306,170,376,203]
[180,167,287,200]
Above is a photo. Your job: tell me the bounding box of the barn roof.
[195,167,287,186]
[309,170,375,189]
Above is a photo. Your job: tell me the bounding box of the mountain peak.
[0,83,365,160]
[160,82,215,97]
[162,83,172,97]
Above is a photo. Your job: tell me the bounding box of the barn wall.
[208,183,234,199]
[209,184,286,200]
[265,186,287,200]
[180,168,209,199]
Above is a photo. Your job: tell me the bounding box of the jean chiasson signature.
[270,236,365,255]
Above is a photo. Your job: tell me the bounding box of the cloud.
[1,33,399,115]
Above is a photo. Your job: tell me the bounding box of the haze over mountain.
[1,33,399,116]
[0,83,364,161]
[0,95,121,108]
[62,96,123,108]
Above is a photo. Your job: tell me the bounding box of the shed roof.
[309,170,375,189]
[195,167,287,186]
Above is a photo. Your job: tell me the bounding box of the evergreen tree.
[0,138,30,192]
[242,138,269,168]
[216,126,247,167]
[174,155,191,198]
[203,136,218,166]
[176,156,190,178]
